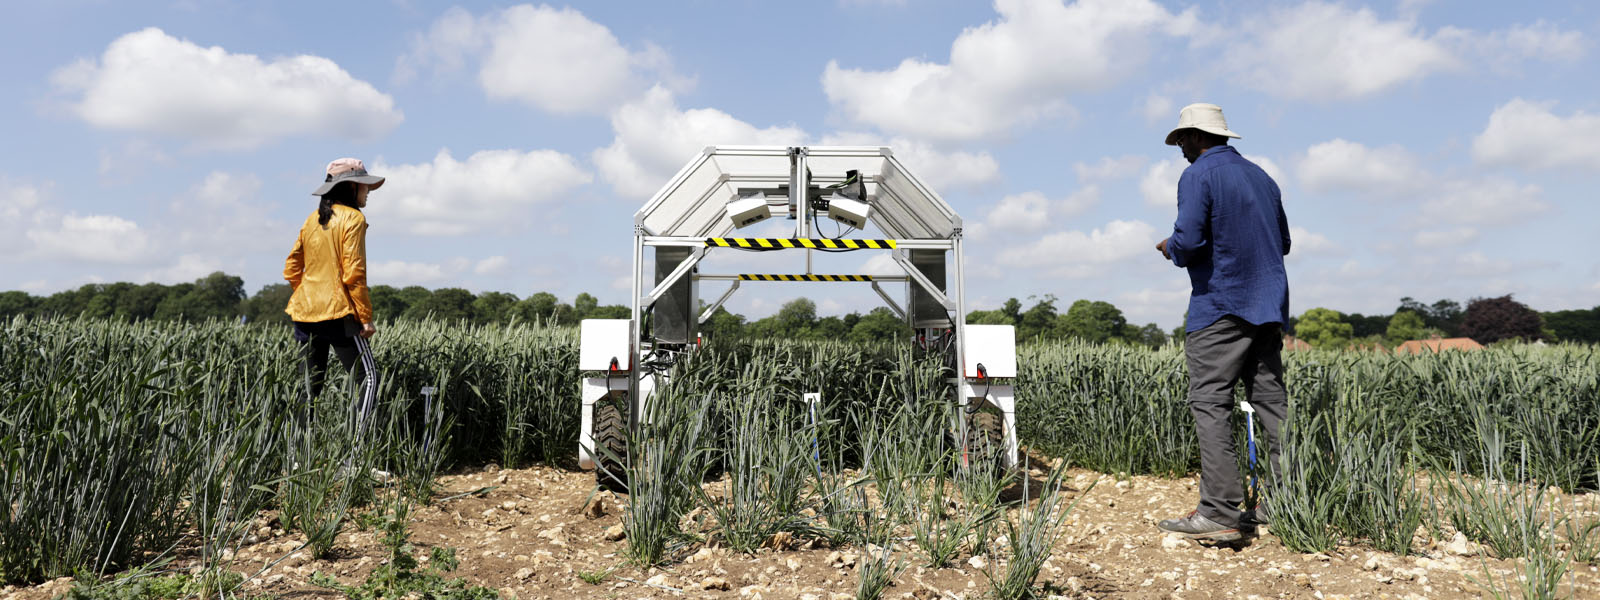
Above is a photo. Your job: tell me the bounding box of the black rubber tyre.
[594,400,629,493]
[963,410,1006,475]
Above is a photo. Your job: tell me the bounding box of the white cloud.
[1224,2,1456,100]
[1422,178,1547,226]
[822,0,1196,141]
[1472,99,1600,170]
[371,148,592,236]
[1288,226,1336,256]
[996,219,1158,278]
[474,255,510,276]
[53,28,401,149]
[1413,227,1479,249]
[398,5,680,114]
[371,260,451,286]
[172,171,283,253]
[1224,4,1585,101]
[971,186,1098,241]
[858,254,901,276]
[593,86,806,198]
[1073,155,1146,182]
[27,214,153,263]
[1142,94,1175,126]
[1139,157,1186,209]
[1449,21,1586,72]
[1297,139,1423,194]
[817,132,1002,190]
[984,192,1051,233]
[141,254,230,284]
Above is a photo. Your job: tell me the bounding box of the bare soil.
[6,464,1598,600]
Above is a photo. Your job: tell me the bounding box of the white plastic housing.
[579,319,632,371]
[726,194,771,229]
[962,324,1016,378]
[827,196,871,229]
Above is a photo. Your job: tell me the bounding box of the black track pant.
[1184,316,1288,528]
[293,316,379,426]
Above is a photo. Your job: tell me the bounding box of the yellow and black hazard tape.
[739,274,874,282]
[705,238,897,249]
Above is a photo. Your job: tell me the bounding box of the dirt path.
[6,464,1597,600]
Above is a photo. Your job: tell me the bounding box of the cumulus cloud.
[53,28,401,149]
[822,0,1197,141]
[1422,178,1547,226]
[1472,99,1600,170]
[996,219,1158,278]
[370,260,451,286]
[1073,155,1147,182]
[1288,226,1336,256]
[1413,227,1479,249]
[818,132,1001,190]
[398,5,681,114]
[1224,3,1582,101]
[371,148,592,236]
[1224,2,1455,100]
[593,86,806,198]
[172,171,283,252]
[969,186,1099,242]
[474,255,510,276]
[1298,139,1424,194]
[27,214,153,264]
[1139,157,1187,209]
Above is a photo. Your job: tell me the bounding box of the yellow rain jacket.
[284,204,373,324]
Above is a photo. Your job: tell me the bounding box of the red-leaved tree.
[1459,295,1546,344]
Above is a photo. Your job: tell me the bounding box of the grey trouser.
[1185,316,1287,527]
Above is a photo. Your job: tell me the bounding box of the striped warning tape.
[705,238,897,249]
[739,274,874,282]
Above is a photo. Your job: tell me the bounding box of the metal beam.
[871,282,907,320]
[641,247,706,308]
[891,251,954,310]
[697,280,739,325]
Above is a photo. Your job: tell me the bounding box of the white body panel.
[962,324,1017,378]
[579,319,632,371]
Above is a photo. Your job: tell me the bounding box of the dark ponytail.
[317,181,361,227]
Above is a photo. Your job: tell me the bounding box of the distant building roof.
[1283,335,1313,351]
[1395,338,1484,354]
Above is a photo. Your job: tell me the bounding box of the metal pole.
[952,233,969,462]
[795,148,812,275]
[629,226,644,432]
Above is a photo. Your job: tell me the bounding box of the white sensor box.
[962,324,1017,378]
[579,319,631,371]
[726,193,771,229]
[827,196,871,229]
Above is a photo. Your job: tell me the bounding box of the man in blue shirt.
[1154,103,1291,542]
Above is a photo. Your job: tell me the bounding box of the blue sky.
[3,0,1597,328]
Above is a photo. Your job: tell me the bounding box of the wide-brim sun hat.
[312,157,385,195]
[1164,103,1242,145]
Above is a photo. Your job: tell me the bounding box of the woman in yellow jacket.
[284,158,382,420]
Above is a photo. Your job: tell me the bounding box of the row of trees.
[3,273,1596,346]
[1292,295,1585,348]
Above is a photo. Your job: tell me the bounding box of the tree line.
[2,272,1596,346]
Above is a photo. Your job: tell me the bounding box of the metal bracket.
[871,281,906,320]
[641,247,707,308]
[890,250,954,310]
[697,280,740,325]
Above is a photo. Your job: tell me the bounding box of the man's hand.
[1156,238,1171,260]
[360,322,377,339]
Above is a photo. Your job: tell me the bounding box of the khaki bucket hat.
[1164,103,1242,145]
[312,157,385,196]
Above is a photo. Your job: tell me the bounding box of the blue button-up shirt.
[1167,145,1291,332]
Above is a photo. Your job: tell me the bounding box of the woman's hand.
[360,322,377,339]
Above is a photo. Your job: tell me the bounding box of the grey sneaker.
[1244,505,1272,527]
[1158,511,1242,541]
